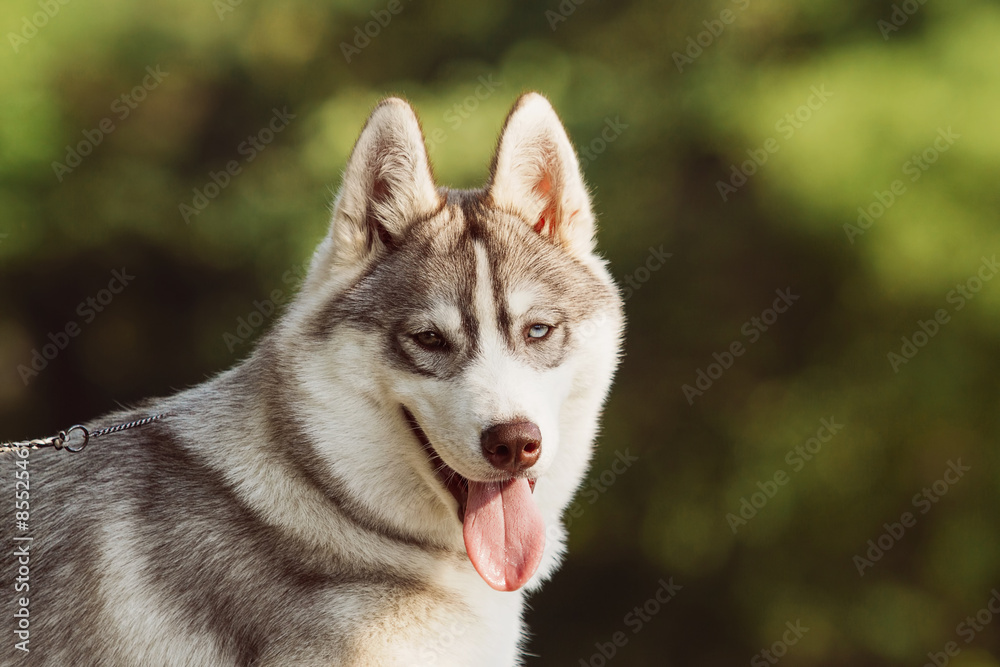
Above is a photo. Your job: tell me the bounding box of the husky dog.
[3,92,623,666]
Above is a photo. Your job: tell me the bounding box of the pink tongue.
[463,479,545,592]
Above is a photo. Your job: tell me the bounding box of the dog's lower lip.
[402,407,535,522]
[403,406,469,521]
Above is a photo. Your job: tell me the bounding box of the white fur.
[188,95,619,665]
[96,519,227,665]
[286,96,617,664]
[302,98,442,307]
[489,93,596,258]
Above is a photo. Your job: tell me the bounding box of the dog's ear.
[308,98,440,287]
[488,93,595,257]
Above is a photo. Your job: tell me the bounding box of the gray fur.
[2,93,624,666]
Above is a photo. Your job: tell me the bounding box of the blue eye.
[526,324,551,340]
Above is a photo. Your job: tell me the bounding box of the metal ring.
[63,425,90,453]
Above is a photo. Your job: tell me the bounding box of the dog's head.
[289,94,623,591]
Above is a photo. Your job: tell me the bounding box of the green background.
[2,0,999,664]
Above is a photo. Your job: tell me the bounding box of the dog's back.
[11,366,521,665]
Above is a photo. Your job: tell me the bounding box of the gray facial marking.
[314,203,484,381]
[252,341,455,553]
[309,187,620,378]
[462,194,619,371]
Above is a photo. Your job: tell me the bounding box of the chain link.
[1,413,170,455]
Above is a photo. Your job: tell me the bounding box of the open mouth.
[402,406,535,523]
[402,406,471,521]
[402,405,545,592]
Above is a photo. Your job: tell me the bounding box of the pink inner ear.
[535,172,554,195]
[532,172,558,237]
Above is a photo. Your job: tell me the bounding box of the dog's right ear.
[487,93,595,259]
[305,98,440,293]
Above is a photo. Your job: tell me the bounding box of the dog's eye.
[413,331,447,350]
[526,324,551,341]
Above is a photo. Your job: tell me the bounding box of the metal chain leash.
[0,413,171,455]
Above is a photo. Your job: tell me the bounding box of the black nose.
[481,421,542,474]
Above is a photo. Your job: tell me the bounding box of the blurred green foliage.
[2,0,1000,664]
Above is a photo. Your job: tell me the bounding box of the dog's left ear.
[488,93,595,257]
[304,98,440,296]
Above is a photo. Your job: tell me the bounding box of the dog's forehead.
[392,204,475,304]
[394,192,604,317]
[407,198,467,250]
[320,189,610,342]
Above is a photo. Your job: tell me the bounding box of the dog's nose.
[481,421,542,474]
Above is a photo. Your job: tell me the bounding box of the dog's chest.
[339,571,528,667]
